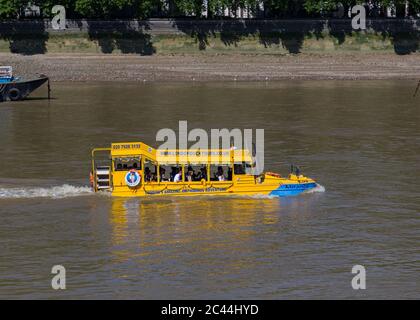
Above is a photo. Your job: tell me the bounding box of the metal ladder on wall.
[95,166,111,191]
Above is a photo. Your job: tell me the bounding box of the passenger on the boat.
[186,166,194,182]
[174,168,182,182]
[170,167,177,181]
[195,167,207,181]
[144,167,152,182]
[152,167,158,181]
[186,171,194,182]
[160,168,168,181]
[117,163,123,170]
[228,168,232,180]
[216,166,225,181]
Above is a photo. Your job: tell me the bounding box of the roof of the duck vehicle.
[110,142,252,164]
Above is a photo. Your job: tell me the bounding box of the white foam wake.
[0,184,93,199]
[247,194,278,199]
[304,183,326,194]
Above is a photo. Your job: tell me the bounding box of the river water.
[0,81,419,299]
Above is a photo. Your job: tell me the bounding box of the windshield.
[113,157,141,171]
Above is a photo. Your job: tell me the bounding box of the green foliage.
[74,0,158,18]
[1,0,420,19]
[174,0,203,16]
[0,0,24,19]
[304,0,337,14]
[75,0,129,18]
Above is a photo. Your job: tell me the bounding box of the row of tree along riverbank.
[1,1,419,19]
[0,19,419,55]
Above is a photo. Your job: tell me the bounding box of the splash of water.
[0,183,324,200]
[304,183,326,194]
[0,184,93,199]
[247,194,278,199]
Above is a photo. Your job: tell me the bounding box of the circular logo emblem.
[125,170,141,187]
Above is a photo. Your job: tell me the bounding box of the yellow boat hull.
[91,142,318,198]
[110,174,317,198]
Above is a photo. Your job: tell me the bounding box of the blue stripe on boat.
[269,182,317,197]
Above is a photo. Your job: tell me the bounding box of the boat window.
[114,157,141,171]
[184,164,207,182]
[158,165,171,182]
[161,165,182,182]
[144,159,158,182]
[210,164,232,181]
[234,163,246,175]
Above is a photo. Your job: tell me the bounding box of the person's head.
[187,166,193,172]
[133,162,138,168]
[201,167,206,172]
[161,168,166,174]
[117,163,122,169]
[217,166,223,173]
[145,167,150,174]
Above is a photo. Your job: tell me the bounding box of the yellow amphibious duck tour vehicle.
[91,142,317,197]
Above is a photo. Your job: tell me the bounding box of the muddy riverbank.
[1,52,420,82]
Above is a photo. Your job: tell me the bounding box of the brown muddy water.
[0,81,419,299]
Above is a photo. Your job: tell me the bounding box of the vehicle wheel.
[8,88,21,101]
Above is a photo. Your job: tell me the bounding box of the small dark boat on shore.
[0,66,50,102]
